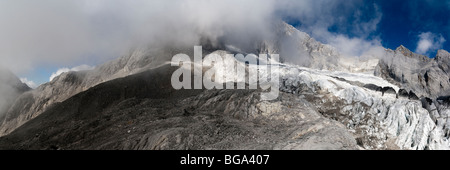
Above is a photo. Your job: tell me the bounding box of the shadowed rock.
[437,96,450,103]
[381,87,396,96]
[363,84,382,92]
[409,91,419,100]
[420,97,433,112]
[398,89,409,98]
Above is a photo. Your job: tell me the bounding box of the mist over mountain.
[0,68,30,123]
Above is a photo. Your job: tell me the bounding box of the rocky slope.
[0,46,192,136]
[0,65,357,150]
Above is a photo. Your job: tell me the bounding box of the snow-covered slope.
[201,51,450,149]
[275,63,450,149]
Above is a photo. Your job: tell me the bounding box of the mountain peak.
[397,45,407,49]
[435,49,450,73]
[395,45,412,56]
[394,45,430,62]
[436,49,450,58]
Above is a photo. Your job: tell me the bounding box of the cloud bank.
[0,0,399,81]
[0,0,278,74]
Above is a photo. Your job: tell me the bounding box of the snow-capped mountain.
[1,21,450,150]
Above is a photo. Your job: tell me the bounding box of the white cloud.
[277,0,384,57]
[49,64,94,81]
[416,32,446,55]
[20,78,37,89]
[328,35,383,58]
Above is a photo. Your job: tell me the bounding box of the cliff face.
[374,46,450,99]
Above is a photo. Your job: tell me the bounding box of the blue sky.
[1,0,449,88]
[378,0,449,56]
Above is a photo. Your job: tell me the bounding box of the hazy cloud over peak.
[276,0,383,57]
[49,64,94,82]
[20,78,37,89]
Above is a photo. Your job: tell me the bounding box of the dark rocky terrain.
[0,65,357,150]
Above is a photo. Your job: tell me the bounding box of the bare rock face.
[435,50,450,74]
[374,46,450,99]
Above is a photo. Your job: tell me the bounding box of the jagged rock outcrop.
[436,50,450,74]
[375,46,450,99]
